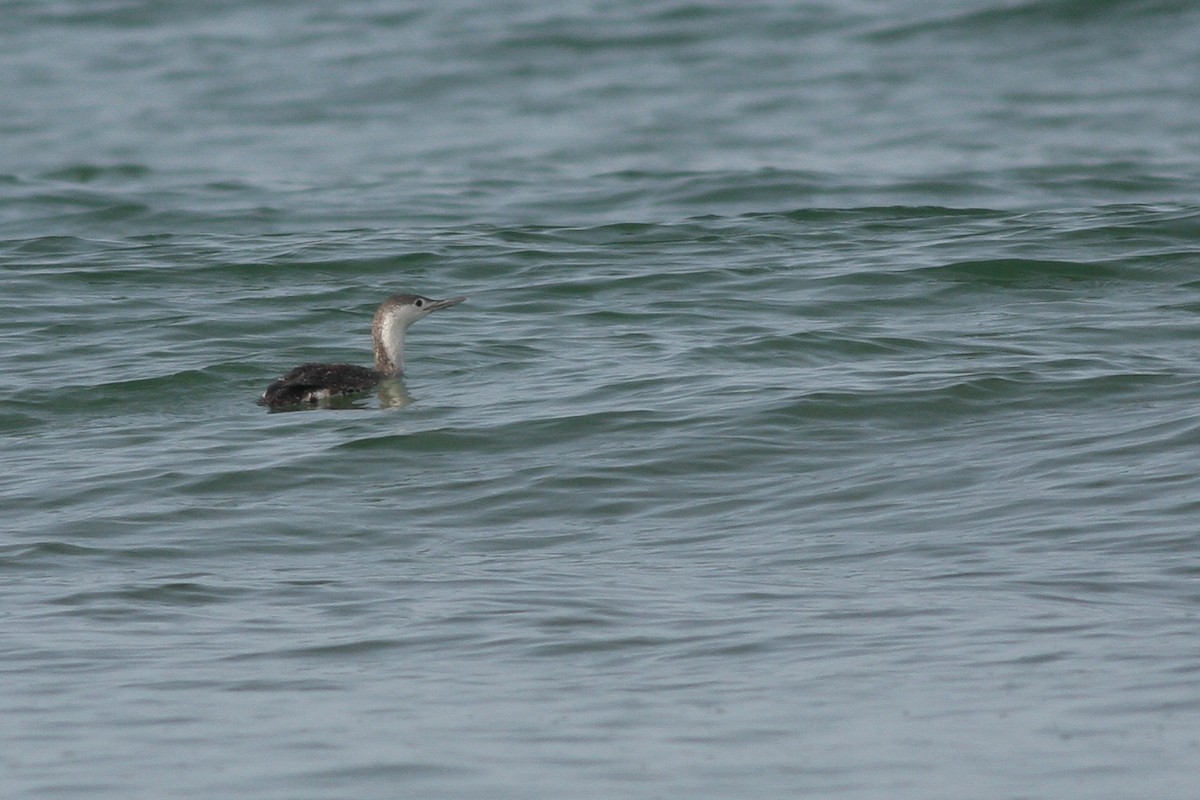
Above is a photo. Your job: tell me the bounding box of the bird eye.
[415,299,424,307]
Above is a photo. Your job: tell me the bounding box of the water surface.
[3,1,1200,797]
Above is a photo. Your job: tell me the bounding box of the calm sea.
[3,1,1200,797]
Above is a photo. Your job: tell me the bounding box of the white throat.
[374,313,409,375]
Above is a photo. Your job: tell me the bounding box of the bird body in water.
[258,292,465,409]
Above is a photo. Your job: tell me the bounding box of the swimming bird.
[258,292,466,409]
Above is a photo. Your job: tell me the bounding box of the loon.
[258,292,466,409]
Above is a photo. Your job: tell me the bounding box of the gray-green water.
[4,1,1200,797]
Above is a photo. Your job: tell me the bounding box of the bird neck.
[373,315,406,375]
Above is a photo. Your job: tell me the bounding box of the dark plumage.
[257,363,383,408]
